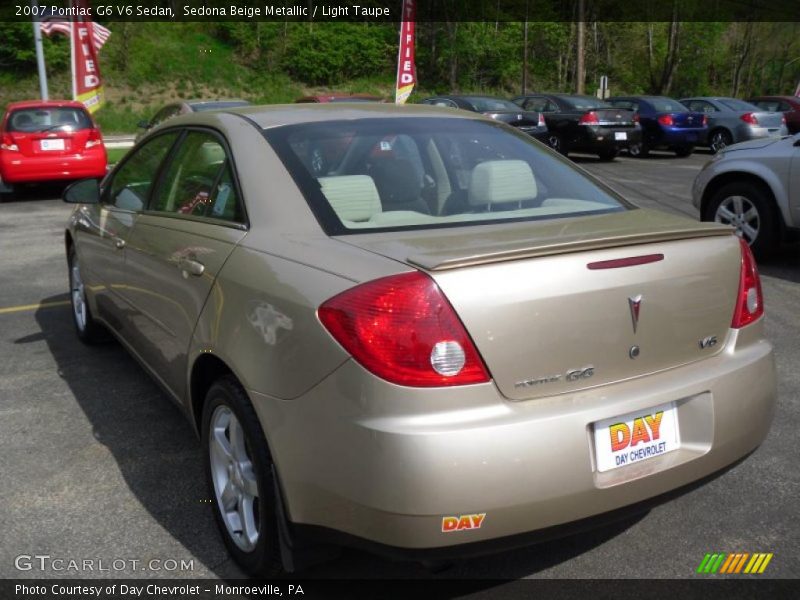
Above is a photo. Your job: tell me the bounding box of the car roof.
[227,103,477,129]
[748,95,799,101]
[5,99,87,111]
[185,99,249,106]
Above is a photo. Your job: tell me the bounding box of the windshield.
[264,118,629,235]
[7,107,92,132]
[464,97,522,112]
[649,98,688,113]
[719,98,761,112]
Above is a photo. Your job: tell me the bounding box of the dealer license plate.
[614,131,627,141]
[593,402,680,472]
[40,139,65,151]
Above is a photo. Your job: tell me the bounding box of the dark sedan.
[511,93,640,160]
[607,96,707,157]
[747,96,800,134]
[420,95,548,144]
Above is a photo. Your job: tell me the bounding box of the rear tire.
[709,129,733,153]
[597,148,619,161]
[202,376,283,577]
[704,181,779,259]
[674,145,694,157]
[547,133,568,156]
[68,246,107,344]
[628,141,649,158]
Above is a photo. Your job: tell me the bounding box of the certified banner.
[394,0,416,104]
[71,0,105,113]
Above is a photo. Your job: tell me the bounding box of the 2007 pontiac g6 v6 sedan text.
[62,104,776,575]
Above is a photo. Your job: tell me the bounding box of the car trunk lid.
[338,210,739,400]
[749,110,785,130]
[10,128,89,156]
[663,111,706,129]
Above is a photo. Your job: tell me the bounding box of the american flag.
[40,16,111,52]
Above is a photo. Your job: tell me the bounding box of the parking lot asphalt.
[0,150,798,582]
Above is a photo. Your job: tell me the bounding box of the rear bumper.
[251,321,775,552]
[572,127,641,151]
[0,149,107,184]
[655,127,706,146]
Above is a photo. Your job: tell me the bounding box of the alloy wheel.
[209,405,261,552]
[714,195,760,245]
[70,259,87,332]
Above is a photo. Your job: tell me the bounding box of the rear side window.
[151,131,243,222]
[7,107,92,132]
[561,96,611,110]
[106,133,179,212]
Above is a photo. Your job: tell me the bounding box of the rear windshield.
[264,117,629,235]
[190,101,251,112]
[718,98,760,112]
[6,107,92,132]
[649,98,688,113]
[463,97,521,112]
[560,96,611,110]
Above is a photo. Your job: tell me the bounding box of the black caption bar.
[2,579,799,600]
[3,0,800,22]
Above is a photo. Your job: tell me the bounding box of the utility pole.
[576,0,585,94]
[32,0,49,100]
[522,1,529,95]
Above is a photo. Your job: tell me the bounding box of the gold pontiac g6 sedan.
[63,104,776,575]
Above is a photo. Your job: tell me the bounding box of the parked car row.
[422,92,793,161]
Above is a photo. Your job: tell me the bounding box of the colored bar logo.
[696,552,773,574]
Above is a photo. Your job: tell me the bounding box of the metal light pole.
[32,0,49,100]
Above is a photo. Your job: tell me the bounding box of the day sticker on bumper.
[593,402,680,472]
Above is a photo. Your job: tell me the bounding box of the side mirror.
[63,178,100,204]
[137,120,150,129]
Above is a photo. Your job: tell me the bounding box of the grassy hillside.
[0,23,398,133]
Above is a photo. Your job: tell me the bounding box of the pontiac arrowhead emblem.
[628,295,643,333]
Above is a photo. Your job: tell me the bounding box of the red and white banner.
[394,0,416,104]
[39,0,109,113]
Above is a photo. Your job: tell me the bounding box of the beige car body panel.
[66,105,776,554]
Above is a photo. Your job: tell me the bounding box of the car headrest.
[318,175,381,222]
[197,142,226,167]
[369,158,422,207]
[468,160,538,207]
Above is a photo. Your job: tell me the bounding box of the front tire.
[68,246,106,343]
[705,181,779,259]
[203,376,282,576]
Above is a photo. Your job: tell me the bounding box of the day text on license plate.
[40,139,65,151]
[593,402,680,472]
[614,131,627,141]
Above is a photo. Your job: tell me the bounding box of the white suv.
[693,133,800,257]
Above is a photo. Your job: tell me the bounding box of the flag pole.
[31,0,49,100]
[70,19,77,100]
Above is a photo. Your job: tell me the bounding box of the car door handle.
[178,258,205,277]
[114,238,126,249]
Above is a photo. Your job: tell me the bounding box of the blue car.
[608,96,707,157]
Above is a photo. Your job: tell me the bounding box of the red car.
[0,100,107,194]
[747,95,800,134]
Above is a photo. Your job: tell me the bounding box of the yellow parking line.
[0,300,71,315]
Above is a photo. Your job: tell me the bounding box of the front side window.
[265,118,629,235]
[106,132,178,211]
[151,131,243,222]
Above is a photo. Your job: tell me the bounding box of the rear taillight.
[1,133,19,152]
[318,271,491,387]
[657,114,674,126]
[633,112,640,124]
[740,112,758,125]
[702,115,708,126]
[578,111,600,125]
[781,115,787,124]
[538,112,546,127]
[731,237,764,328]
[86,128,103,148]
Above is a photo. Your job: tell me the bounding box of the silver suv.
[693,133,800,257]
